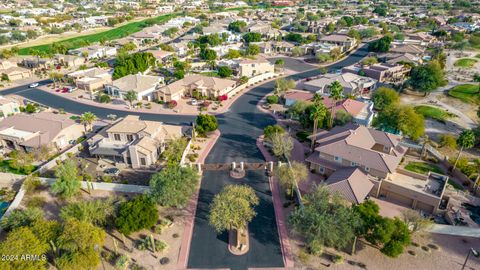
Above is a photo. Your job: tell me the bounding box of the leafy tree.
[30,218,61,245]
[274,59,285,71]
[99,94,111,103]
[347,29,361,40]
[408,60,446,92]
[242,32,262,43]
[195,114,218,136]
[0,207,43,232]
[372,87,399,110]
[149,165,199,208]
[228,21,247,33]
[23,174,42,194]
[401,209,433,234]
[208,185,259,233]
[51,159,81,199]
[124,90,138,108]
[316,53,331,63]
[290,186,362,252]
[291,47,304,57]
[79,112,96,133]
[161,137,188,166]
[439,134,457,149]
[329,47,342,60]
[225,49,241,59]
[245,44,260,56]
[217,66,233,78]
[263,124,285,141]
[271,133,294,159]
[275,161,308,197]
[361,56,378,66]
[309,102,328,149]
[9,150,35,174]
[0,227,49,270]
[60,198,116,227]
[285,33,304,43]
[112,52,155,79]
[453,130,476,170]
[274,78,295,94]
[200,48,217,60]
[115,195,158,235]
[174,69,185,79]
[368,35,392,52]
[56,219,106,269]
[473,73,480,92]
[376,105,425,140]
[334,110,353,126]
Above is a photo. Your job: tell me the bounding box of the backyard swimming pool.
[0,201,9,217]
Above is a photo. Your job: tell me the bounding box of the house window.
[140,158,146,166]
[365,167,370,172]
[351,161,358,167]
[334,156,342,163]
[114,134,121,141]
[383,146,390,152]
[319,167,325,173]
[126,134,134,142]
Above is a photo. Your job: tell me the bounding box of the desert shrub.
[266,95,279,104]
[26,196,46,208]
[23,175,42,194]
[332,254,344,264]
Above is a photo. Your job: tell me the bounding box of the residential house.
[389,44,425,56]
[68,68,113,93]
[252,42,273,54]
[88,115,184,168]
[319,34,357,53]
[69,45,117,59]
[343,63,410,84]
[0,60,31,81]
[306,124,449,213]
[0,96,20,118]
[301,73,377,98]
[154,74,236,102]
[237,57,275,77]
[54,54,85,68]
[377,52,422,65]
[0,112,84,152]
[105,74,164,102]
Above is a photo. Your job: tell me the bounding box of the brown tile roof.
[158,74,236,95]
[322,97,367,117]
[325,167,374,204]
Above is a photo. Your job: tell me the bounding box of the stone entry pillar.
[269,161,274,172]
[232,162,236,170]
[197,163,202,173]
[240,162,244,171]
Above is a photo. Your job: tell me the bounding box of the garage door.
[385,192,413,207]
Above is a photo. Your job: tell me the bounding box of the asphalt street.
[1,43,370,270]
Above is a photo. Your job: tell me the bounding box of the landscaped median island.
[448,84,480,104]
[414,105,456,123]
[454,58,478,69]
[18,13,179,55]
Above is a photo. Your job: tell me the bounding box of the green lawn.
[448,179,465,191]
[454,58,478,68]
[475,54,480,59]
[404,161,443,175]
[199,71,220,77]
[414,105,456,122]
[448,84,480,104]
[18,13,179,55]
[0,160,37,175]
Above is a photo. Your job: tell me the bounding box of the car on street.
[29,83,39,88]
[103,167,120,176]
[191,99,198,106]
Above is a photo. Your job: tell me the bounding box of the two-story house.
[237,57,275,77]
[301,72,377,98]
[105,74,164,102]
[88,115,184,168]
[306,124,449,213]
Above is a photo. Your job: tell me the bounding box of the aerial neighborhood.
[0,0,480,270]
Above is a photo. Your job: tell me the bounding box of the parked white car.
[29,83,39,88]
[191,99,198,106]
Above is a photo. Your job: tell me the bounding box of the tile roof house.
[237,57,275,77]
[69,45,117,59]
[343,63,411,84]
[0,60,31,81]
[68,67,113,93]
[306,124,449,213]
[154,74,236,102]
[105,74,164,102]
[319,34,358,52]
[301,72,377,98]
[0,96,20,119]
[389,44,425,56]
[0,112,84,151]
[88,115,184,168]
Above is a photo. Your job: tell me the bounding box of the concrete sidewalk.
[429,224,480,238]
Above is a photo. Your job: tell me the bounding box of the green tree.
[274,59,285,71]
[0,227,49,270]
[374,105,424,140]
[195,114,218,136]
[115,195,158,235]
[208,185,259,233]
[79,112,96,133]
[55,219,106,269]
[51,159,81,199]
[274,78,296,94]
[242,32,262,43]
[161,137,188,166]
[263,124,285,141]
[309,102,328,149]
[347,29,361,40]
[275,161,308,197]
[453,130,476,170]
[245,44,260,56]
[217,66,233,78]
[408,60,446,92]
[149,165,199,208]
[0,207,43,232]
[200,48,217,60]
[225,49,241,59]
[124,90,138,108]
[368,35,392,52]
[473,73,480,92]
[60,198,116,227]
[228,21,247,33]
[290,186,362,253]
[334,110,353,126]
[372,87,399,110]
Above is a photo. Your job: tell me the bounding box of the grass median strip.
[414,105,456,122]
[448,84,480,104]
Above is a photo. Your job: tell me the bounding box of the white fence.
[40,177,150,193]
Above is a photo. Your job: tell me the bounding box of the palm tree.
[472,159,480,193]
[309,102,327,150]
[124,90,138,108]
[453,130,475,170]
[328,81,344,127]
[80,112,97,133]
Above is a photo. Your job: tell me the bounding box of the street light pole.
[461,248,479,270]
